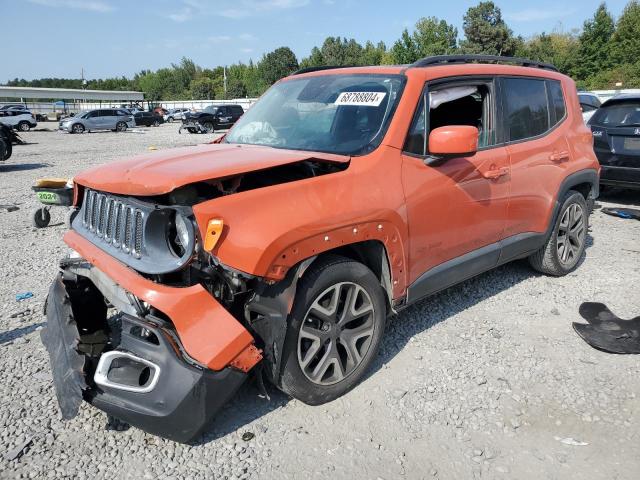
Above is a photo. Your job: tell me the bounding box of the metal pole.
[223,66,227,99]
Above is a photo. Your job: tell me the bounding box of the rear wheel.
[18,121,30,132]
[116,121,127,132]
[529,190,588,276]
[278,256,386,405]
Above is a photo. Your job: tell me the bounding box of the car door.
[84,110,101,129]
[217,107,233,127]
[501,77,571,238]
[401,77,511,301]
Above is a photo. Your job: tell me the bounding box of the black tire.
[116,121,127,132]
[529,190,588,276]
[187,127,197,134]
[71,123,84,134]
[278,255,387,405]
[202,121,215,133]
[153,119,160,127]
[32,208,51,228]
[167,116,173,123]
[0,136,11,160]
[18,121,30,132]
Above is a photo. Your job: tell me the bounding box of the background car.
[579,92,602,123]
[180,104,244,133]
[164,108,190,122]
[0,104,29,111]
[133,111,164,127]
[58,108,135,133]
[0,109,37,131]
[589,93,640,189]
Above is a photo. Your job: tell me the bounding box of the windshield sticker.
[335,91,387,107]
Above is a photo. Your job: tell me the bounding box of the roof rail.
[410,55,558,72]
[291,65,354,75]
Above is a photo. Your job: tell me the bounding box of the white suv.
[0,109,37,131]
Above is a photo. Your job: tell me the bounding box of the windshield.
[590,102,640,126]
[225,74,406,155]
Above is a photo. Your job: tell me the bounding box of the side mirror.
[428,125,478,158]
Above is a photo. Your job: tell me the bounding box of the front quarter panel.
[192,147,409,298]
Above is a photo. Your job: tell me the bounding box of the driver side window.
[403,81,496,156]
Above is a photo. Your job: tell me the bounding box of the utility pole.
[223,65,227,99]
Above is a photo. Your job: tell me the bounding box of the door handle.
[482,166,509,180]
[550,151,570,162]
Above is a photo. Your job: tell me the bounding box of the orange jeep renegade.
[41,55,599,442]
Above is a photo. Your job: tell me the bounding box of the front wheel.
[186,127,197,134]
[202,121,215,133]
[278,256,386,405]
[116,121,127,132]
[529,190,588,276]
[153,119,160,127]
[18,121,31,132]
[71,123,84,134]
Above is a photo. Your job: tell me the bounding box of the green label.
[37,191,59,204]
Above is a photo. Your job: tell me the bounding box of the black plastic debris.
[573,302,640,354]
[601,207,640,221]
[0,204,19,212]
[242,432,255,442]
[40,276,87,419]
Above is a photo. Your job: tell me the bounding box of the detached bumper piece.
[179,121,208,134]
[42,274,248,443]
[573,302,640,354]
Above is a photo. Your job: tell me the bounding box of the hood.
[73,143,350,196]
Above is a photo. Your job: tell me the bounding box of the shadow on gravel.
[192,231,597,445]
[0,162,50,172]
[598,188,640,206]
[366,231,594,381]
[0,323,45,345]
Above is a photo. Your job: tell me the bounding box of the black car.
[589,94,640,189]
[180,104,244,134]
[133,111,164,127]
[578,92,601,115]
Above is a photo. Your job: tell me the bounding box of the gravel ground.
[1,122,639,479]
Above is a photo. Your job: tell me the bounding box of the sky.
[1,0,632,81]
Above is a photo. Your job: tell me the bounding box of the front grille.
[80,189,145,258]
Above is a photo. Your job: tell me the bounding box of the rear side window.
[503,78,549,142]
[547,80,566,125]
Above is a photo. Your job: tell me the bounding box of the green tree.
[361,41,387,66]
[522,30,579,74]
[412,17,458,57]
[574,3,615,80]
[611,0,640,65]
[190,77,216,99]
[460,1,519,56]
[391,29,419,64]
[258,47,299,85]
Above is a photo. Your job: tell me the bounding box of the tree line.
[5,1,640,100]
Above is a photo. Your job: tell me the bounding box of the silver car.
[59,108,135,134]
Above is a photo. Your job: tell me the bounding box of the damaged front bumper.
[42,274,246,442]
[40,231,262,442]
[178,120,209,134]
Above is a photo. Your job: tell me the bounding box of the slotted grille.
[79,189,145,258]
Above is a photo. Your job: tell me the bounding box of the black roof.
[601,93,640,107]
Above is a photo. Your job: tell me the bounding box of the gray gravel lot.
[1,122,639,479]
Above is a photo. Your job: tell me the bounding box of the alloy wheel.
[557,203,585,265]
[297,282,376,386]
